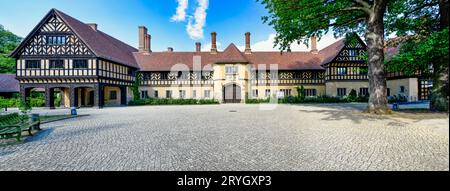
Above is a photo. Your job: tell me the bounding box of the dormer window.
[47,36,66,45]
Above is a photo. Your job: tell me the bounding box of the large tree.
[259,0,390,114]
[386,0,449,111]
[0,24,22,74]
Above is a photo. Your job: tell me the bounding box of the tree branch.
[403,1,440,18]
[341,6,372,15]
[353,0,371,9]
[328,17,366,27]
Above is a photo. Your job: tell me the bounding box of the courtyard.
[0,104,448,171]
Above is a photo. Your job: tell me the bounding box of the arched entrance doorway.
[223,84,241,103]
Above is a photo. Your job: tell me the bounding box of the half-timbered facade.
[10,9,138,108]
[10,9,429,107]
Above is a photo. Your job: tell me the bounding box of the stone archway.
[223,83,242,103]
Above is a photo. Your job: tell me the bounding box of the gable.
[11,10,93,57]
[332,35,366,63]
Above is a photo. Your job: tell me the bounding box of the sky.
[0,0,340,52]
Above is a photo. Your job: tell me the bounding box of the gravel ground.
[0,104,448,171]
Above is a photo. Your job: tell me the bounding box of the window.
[387,88,391,97]
[225,66,238,74]
[265,89,271,97]
[166,90,172,98]
[359,88,369,96]
[192,90,197,98]
[348,49,358,57]
[337,88,347,97]
[154,90,159,98]
[337,67,347,75]
[73,60,88,68]
[280,89,292,97]
[400,86,405,93]
[141,91,148,99]
[204,90,211,98]
[252,89,259,98]
[49,60,64,69]
[25,60,40,69]
[110,91,117,100]
[305,89,317,97]
[179,90,186,99]
[127,68,133,75]
[46,36,66,45]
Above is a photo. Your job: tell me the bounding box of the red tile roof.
[319,39,345,65]
[0,74,19,93]
[135,41,347,71]
[12,9,352,72]
[54,10,139,68]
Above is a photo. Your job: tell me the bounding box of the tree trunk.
[439,0,449,28]
[365,0,390,114]
[430,62,449,111]
[430,0,450,112]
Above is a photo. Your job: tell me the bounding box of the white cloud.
[171,0,189,22]
[186,0,208,40]
[237,32,342,52]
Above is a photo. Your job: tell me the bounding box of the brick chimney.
[146,34,151,52]
[211,32,217,54]
[245,32,251,54]
[139,26,151,53]
[196,42,201,52]
[167,47,173,52]
[310,36,318,54]
[87,23,97,31]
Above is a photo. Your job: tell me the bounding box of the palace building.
[9,9,431,108]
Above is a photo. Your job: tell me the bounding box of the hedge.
[0,97,46,108]
[247,95,369,104]
[128,98,220,106]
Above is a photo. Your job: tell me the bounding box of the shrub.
[128,98,219,106]
[388,94,408,104]
[346,89,358,102]
[246,98,271,104]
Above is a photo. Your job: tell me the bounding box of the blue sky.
[0,0,339,52]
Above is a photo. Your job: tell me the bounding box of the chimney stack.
[87,23,97,31]
[167,47,173,52]
[139,26,151,53]
[245,32,251,54]
[146,34,151,52]
[211,32,217,54]
[310,36,318,54]
[196,42,201,52]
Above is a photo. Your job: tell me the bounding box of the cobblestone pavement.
[0,104,448,171]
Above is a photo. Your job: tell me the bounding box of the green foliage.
[246,98,271,104]
[0,97,45,108]
[247,95,368,104]
[385,0,441,37]
[0,25,22,74]
[258,0,373,51]
[386,28,449,76]
[131,72,142,101]
[128,98,219,106]
[347,89,358,102]
[388,94,408,104]
[18,98,32,115]
[297,86,305,101]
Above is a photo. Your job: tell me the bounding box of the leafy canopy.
[0,24,22,74]
[259,0,372,51]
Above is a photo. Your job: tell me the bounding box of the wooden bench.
[0,113,41,142]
